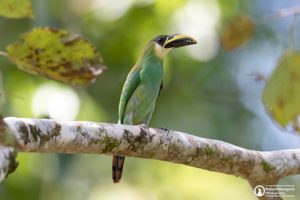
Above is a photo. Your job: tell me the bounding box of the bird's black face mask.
[154,35,168,46]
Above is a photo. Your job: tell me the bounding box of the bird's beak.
[163,34,197,48]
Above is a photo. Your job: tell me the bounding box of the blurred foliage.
[6,27,106,85]
[0,0,300,200]
[0,0,33,18]
[263,51,300,132]
[221,15,255,50]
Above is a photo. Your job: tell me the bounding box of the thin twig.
[0,51,8,57]
[256,5,300,26]
[0,92,24,100]
[289,14,298,49]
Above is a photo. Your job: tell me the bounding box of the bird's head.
[153,34,197,59]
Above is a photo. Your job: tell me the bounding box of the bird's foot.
[138,124,148,129]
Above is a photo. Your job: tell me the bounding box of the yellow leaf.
[263,51,300,132]
[6,27,106,86]
[0,0,33,18]
[221,15,255,51]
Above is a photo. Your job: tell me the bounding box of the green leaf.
[263,51,300,131]
[0,0,33,18]
[6,27,106,85]
[221,15,255,51]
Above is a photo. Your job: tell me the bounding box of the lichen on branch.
[1,117,300,200]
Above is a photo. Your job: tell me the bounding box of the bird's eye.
[155,35,167,46]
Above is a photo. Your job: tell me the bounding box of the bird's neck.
[138,42,164,61]
[154,43,171,59]
[139,45,164,84]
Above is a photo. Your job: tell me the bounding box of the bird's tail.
[112,155,125,183]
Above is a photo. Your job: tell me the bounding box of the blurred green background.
[1,0,300,199]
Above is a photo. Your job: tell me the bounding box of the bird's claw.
[139,124,148,129]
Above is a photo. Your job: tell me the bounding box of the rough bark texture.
[0,116,18,181]
[0,147,18,181]
[1,117,300,199]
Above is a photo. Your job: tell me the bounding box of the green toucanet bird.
[113,34,197,183]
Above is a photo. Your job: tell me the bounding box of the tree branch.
[0,116,18,181]
[0,147,18,181]
[257,5,300,25]
[0,51,8,57]
[1,117,300,199]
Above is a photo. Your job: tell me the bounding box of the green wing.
[118,65,141,123]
